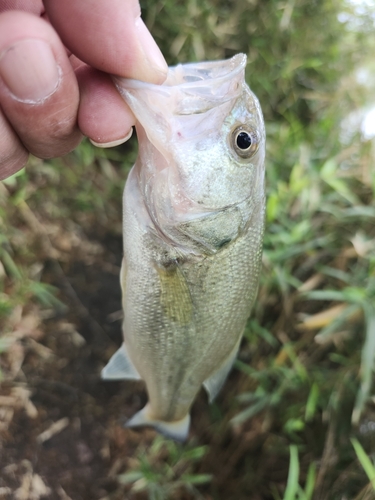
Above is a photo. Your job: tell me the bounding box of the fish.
[101,54,266,442]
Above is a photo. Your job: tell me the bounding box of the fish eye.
[231,126,259,159]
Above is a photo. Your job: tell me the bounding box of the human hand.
[0,0,168,180]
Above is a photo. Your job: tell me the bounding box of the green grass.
[119,437,212,499]
[351,438,375,491]
[271,446,316,500]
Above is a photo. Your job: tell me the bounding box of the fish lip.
[114,54,248,117]
[113,53,247,92]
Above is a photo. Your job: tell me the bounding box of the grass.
[1,0,375,498]
[119,437,212,499]
[271,446,316,500]
[351,438,375,491]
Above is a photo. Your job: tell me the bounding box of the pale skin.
[0,0,168,180]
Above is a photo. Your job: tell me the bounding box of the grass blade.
[352,307,375,424]
[283,445,299,500]
[305,383,320,422]
[303,462,316,500]
[351,438,375,490]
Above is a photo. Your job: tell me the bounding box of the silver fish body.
[102,54,266,441]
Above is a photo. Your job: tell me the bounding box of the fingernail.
[135,17,168,81]
[0,39,60,103]
[90,128,133,148]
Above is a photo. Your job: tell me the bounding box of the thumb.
[43,0,168,84]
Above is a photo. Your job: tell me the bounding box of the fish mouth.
[115,53,246,89]
[113,54,247,116]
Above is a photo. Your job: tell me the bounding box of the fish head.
[114,54,265,235]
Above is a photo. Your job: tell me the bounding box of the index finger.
[43,0,168,84]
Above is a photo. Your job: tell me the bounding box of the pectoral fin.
[203,337,241,403]
[157,263,193,326]
[101,343,141,381]
[126,404,190,442]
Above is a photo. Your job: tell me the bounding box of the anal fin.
[203,337,241,403]
[101,343,141,381]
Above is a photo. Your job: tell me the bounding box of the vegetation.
[1,0,375,498]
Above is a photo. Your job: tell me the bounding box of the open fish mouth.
[113,53,247,116]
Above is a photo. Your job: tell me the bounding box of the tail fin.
[125,404,190,442]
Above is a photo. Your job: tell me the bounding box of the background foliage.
[0,0,375,499]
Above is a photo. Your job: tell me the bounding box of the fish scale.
[102,54,266,441]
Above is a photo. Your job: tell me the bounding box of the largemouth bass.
[102,54,266,441]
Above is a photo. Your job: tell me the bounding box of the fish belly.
[122,167,264,423]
